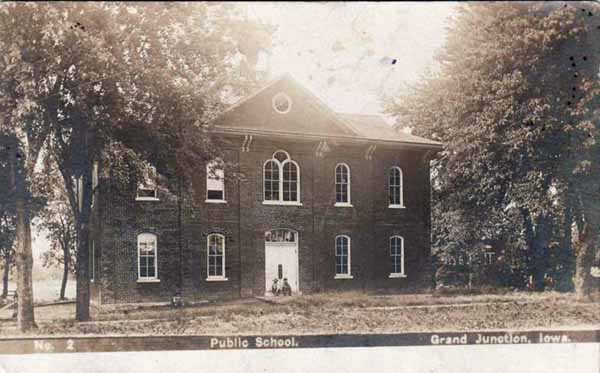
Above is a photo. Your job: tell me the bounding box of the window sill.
[137,278,160,283]
[334,202,353,208]
[206,277,228,282]
[389,273,407,278]
[262,201,303,206]
[388,204,406,209]
[334,274,354,280]
[136,197,160,202]
[205,199,227,204]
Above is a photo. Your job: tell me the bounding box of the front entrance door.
[265,229,299,295]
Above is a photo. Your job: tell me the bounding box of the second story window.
[206,159,225,203]
[263,150,301,205]
[388,166,404,208]
[335,163,351,206]
[136,164,158,201]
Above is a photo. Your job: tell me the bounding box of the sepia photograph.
[0,1,598,371]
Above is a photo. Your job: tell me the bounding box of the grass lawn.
[0,291,599,337]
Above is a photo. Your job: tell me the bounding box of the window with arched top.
[137,233,158,281]
[388,166,404,208]
[335,163,351,206]
[207,234,226,280]
[335,235,352,279]
[389,235,405,278]
[263,150,300,204]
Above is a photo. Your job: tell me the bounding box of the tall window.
[263,150,300,204]
[138,233,158,281]
[137,165,158,200]
[264,160,280,201]
[207,234,226,280]
[388,166,403,207]
[335,163,351,205]
[206,159,225,202]
[335,235,352,278]
[390,236,405,277]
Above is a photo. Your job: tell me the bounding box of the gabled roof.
[215,74,442,148]
[337,113,442,146]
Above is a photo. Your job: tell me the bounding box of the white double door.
[265,242,299,295]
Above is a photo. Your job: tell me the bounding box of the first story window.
[206,159,225,202]
[207,234,226,280]
[90,240,95,281]
[138,233,158,281]
[335,235,352,278]
[389,236,405,277]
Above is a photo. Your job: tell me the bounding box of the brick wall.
[95,135,434,304]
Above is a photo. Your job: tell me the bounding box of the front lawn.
[1,291,599,337]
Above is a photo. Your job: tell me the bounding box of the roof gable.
[216,74,357,137]
[215,74,442,148]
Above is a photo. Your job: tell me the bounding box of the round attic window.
[272,92,292,114]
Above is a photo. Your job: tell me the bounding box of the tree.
[387,3,600,293]
[0,2,273,321]
[0,135,16,298]
[0,201,16,300]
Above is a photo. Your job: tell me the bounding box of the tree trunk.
[75,188,92,321]
[56,125,93,321]
[557,207,575,292]
[521,208,544,290]
[574,222,597,301]
[10,143,36,331]
[60,244,69,300]
[531,214,551,291]
[74,154,94,321]
[2,253,10,298]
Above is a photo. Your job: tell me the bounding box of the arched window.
[388,166,404,207]
[335,163,351,205]
[207,234,226,280]
[263,150,300,204]
[335,235,352,278]
[206,159,225,202]
[137,233,158,281]
[390,236,405,277]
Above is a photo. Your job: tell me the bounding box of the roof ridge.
[283,74,359,137]
[220,73,288,115]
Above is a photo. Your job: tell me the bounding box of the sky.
[246,2,456,116]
